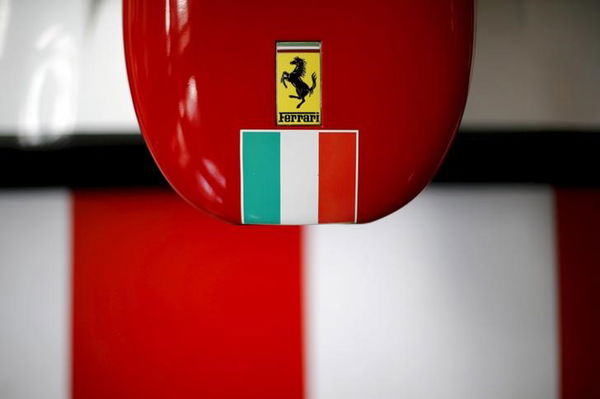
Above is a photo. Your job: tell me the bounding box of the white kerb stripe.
[0,190,70,399]
[280,130,319,225]
[306,186,557,399]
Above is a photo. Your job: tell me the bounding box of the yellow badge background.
[276,51,321,125]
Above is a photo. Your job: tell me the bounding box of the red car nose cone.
[124,0,474,224]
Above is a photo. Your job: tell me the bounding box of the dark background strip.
[0,130,598,188]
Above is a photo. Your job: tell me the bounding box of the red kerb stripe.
[556,189,600,399]
[72,190,303,399]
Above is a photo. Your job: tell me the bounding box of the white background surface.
[1,0,600,138]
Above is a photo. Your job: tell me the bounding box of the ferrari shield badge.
[276,42,322,126]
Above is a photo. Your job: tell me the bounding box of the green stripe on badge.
[242,132,281,224]
[277,41,321,48]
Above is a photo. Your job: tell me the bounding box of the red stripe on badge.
[72,190,303,399]
[318,132,357,223]
[556,189,600,399]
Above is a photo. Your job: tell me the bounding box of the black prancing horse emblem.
[280,57,318,109]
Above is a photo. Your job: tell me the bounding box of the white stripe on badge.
[277,46,320,51]
[280,130,319,225]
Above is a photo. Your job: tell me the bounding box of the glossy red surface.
[124,0,474,224]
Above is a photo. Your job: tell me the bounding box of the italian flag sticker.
[240,130,358,225]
